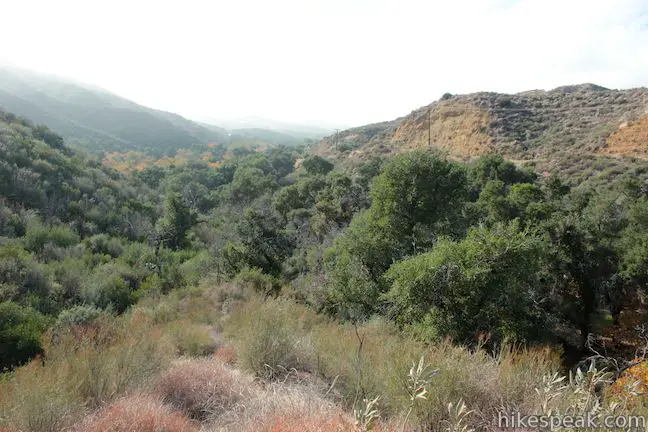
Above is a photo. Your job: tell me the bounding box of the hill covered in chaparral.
[2,84,648,431]
[0,66,332,159]
[316,83,648,184]
[0,66,231,156]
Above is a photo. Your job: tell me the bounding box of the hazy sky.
[1,0,647,127]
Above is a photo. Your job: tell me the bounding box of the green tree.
[0,301,50,370]
[220,208,294,277]
[325,152,470,317]
[155,193,197,251]
[384,222,547,343]
[226,166,277,203]
[469,154,536,190]
[301,156,334,176]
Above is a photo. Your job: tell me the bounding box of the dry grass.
[5,284,641,432]
[221,295,564,430]
[213,344,237,365]
[137,283,231,326]
[48,311,173,408]
[223,297,322,380]
[207,382,353,432]
[257,413,353,432]
[0,311,174,431]
[154,358,255,421]
[75,394,197,432]
[0,358,83,432]
[163,320,216,357]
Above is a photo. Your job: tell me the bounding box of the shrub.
[179,251,215,286]
[51,258,90,305]
[85,274,132,313]
[221,297,560,428]
[85,234,123,258]
[83,263,139,313]
[223,297,317,379]
[66,318,171,407]
[0,244,51,303]
[55,305,105,329]
[0,301,50,370]
[234,267,281,296]
[24,223,79,254]
[313,317,560,428]
[155,358,255,421]
[0,359,83,432]
[163,320,216,357]
[42,312,173,408]
[76,394,197,432]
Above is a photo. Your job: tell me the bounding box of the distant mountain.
[201,116,345,140]
[315,84,648,184]
[0,67,228,156]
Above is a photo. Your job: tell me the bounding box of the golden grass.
[222,295,563,430]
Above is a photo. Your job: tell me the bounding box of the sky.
[1,0,648,128]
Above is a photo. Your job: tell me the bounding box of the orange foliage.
[610,359,648,405]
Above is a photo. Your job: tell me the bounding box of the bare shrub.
[75,394,197,432]
[155,358,255,421]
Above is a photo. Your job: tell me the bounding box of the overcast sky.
[1,0,647,127]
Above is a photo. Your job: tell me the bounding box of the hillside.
[2,107,648,430]
[316,84,648,183]
[0,67,228,156]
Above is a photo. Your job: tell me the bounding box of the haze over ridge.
[1,0,647,126]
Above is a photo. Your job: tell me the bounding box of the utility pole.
[428,106,432,147]
[334,128,340,151]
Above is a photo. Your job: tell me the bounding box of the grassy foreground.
[1,280,646,432]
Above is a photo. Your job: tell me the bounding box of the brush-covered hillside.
[2,106,648,431]
[316,84,648,184]
[0,67,229,156]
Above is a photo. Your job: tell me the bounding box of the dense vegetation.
[1,106,648,430]
[2,104,648,370]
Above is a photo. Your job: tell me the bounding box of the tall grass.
[222,297,323,379]
[221,295,563,430]
[163,320,216,357]
[0,311,173,431]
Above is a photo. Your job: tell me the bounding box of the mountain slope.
[316,84,648,182]
[0,67,228,155]
[0,107,154,238]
